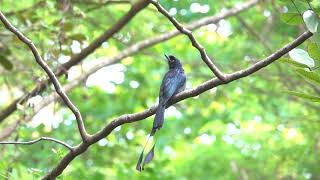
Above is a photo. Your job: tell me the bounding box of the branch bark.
[42,31,313,179]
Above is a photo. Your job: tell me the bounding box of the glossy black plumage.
[151,55,186,135]
[136,55,186,171]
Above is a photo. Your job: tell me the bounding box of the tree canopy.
[0,0,319,179]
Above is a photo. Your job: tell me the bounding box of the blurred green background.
[0,0,319,179]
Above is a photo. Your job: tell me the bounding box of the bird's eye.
[169,58,174,63]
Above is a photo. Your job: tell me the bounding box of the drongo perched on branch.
[136,55,186,171]
[151,55,186,135]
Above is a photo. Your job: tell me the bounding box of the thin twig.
[16,0,260,126]
[0,11,89,142]
[149,0,227,82]
[42,31,313,179]
[0,0,150,124]
[0,0,256,124]
[0,137,73,150]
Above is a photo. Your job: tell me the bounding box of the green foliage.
[0,0,319,180]
[296,68,320,86]
[0,55,13,70]
[303,10,319,33]
[286,91,320,102]
[280,13,304,25]
[308,42,320,61]
[288,49,315,68]
[279,58,310,68]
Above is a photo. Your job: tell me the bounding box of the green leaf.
[296,0,312,2]
[63,22,73,31]
[308,42,320,61]
[313,29,320,49]
[303,10,319,33]
[314,8,320,16]
[286,91,320,102]
[278,58,309,68]
[296,68,320,86]
[69,33,86,41]
[288,49,315,68]
[0,55,13,70]
[280,13,304,25]
[278,0,292,3]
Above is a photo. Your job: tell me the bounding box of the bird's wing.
[159,69,185,104]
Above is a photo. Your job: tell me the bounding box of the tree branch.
[0,0,149,124]
[0,137,73,151]
[10,0,260,131]
[0,12,89,142]
[149,0,231,82]
[42,31,313,179]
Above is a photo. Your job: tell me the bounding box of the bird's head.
[164,54,182,69]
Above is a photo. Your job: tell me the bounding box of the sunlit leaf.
[303,10,319,33]
[278,58,309,68]
[288,49,315,68]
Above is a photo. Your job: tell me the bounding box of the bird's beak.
[164,54,170,61]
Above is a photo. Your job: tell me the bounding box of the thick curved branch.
[0,12,89,142]
[0,0,149,124]
[17,0,259,127]
[42,31,313,179]
[149,0,233,81]
[0,137,73,151]
[0,0,256,125]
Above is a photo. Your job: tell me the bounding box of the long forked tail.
[136,104,165,171]
[151,104,165,135]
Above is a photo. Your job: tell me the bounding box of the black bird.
[151,54,186,135]
[136,54,186,171]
